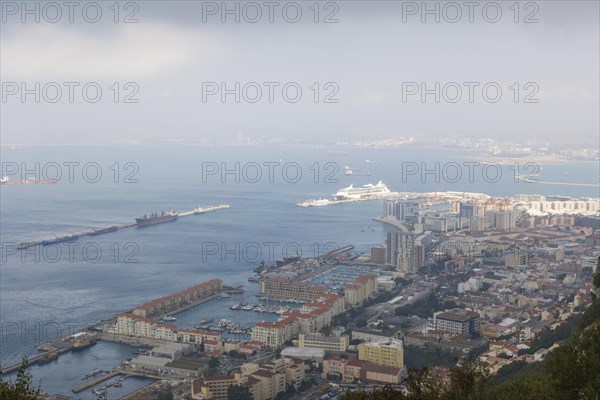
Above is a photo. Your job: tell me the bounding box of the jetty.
[15,204,230,250]
[71,371,120,393]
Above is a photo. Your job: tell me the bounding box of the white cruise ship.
[332,181,390,200]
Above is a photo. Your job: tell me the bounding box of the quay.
[372,216,410,233]
[298,194,399,208]
[516,175,600,187]
[1,334,98,374]
[71,371,120,393]
[0,349,67,374]
[15,204,230,250]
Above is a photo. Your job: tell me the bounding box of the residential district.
[30,191,599,400]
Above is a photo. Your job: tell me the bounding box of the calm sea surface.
[1,145,598,397]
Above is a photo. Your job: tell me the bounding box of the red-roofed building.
[133,279,222,318]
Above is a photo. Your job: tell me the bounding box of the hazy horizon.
[1,1,599,146]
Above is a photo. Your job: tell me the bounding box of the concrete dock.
[16,204,230,249]
[71,371,120,393]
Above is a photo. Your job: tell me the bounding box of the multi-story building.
[351,328,394,343]
[155,324,177,341]
[111,313,221,346]
[386,232,423,274]
[251,316,299,349]
[383,199,421,222]
[115,313,137,335]
[361,364,405,384]
[322,358,404,384]
[251,294,345,349]
[134,317,156,337]
[259,277,328,301]
[489,211,516,231]
[433,310,480,339]
[503,251,528,267]
[357,338,404,369]
[192,375,236,400]
[344,275,377,306]
[133,279,223,318]
[370,246,387,264]
[297,332,349,352]
[191,357,305,400]
[460,203,481,218]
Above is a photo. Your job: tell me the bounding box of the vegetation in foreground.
[341,298,600,400]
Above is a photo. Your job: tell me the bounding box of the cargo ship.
[275,255,300,267]
[72,338,97,351]
[89,226,119,236]
[17,242,38,250]
[136,210,178,227]
[37,351,59,365]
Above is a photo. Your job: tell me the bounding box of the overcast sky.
[1,1,598,145]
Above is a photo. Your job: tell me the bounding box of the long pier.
[517,176,600,187]
[297,193,399,207]
[16,204,230,250]
[71,371,120,393]
[0,349,66,374]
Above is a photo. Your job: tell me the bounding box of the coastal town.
[17,190,599,400]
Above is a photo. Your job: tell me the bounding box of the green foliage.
[491,360,544,386]
[593,270,600,288]
[208,356,219,369]
[488,374,555,400]
[0,358,39,400]
[403,346,461,369]
[228,350,245,359]
[519,314,581,355]
[298,377,316,392]
[544,323,600,399]
[341,299,600,400]
[320,325,333,337]
[227,384,253,400]
[395,293,457,318]
[341,359,489,400]
[363,292,394,307]
[157,391,174,400]
[356,318,368,328]
[577,296,600,332]
[479,282,492,292]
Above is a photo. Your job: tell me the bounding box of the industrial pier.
[15,204,230,250]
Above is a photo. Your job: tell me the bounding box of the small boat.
[192,205,205,214]
[161,316,176,322]
[83,369,103,379]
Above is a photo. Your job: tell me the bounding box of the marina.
[15,204,230,250]
[229,302,293,314]
[71,370,120,393]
